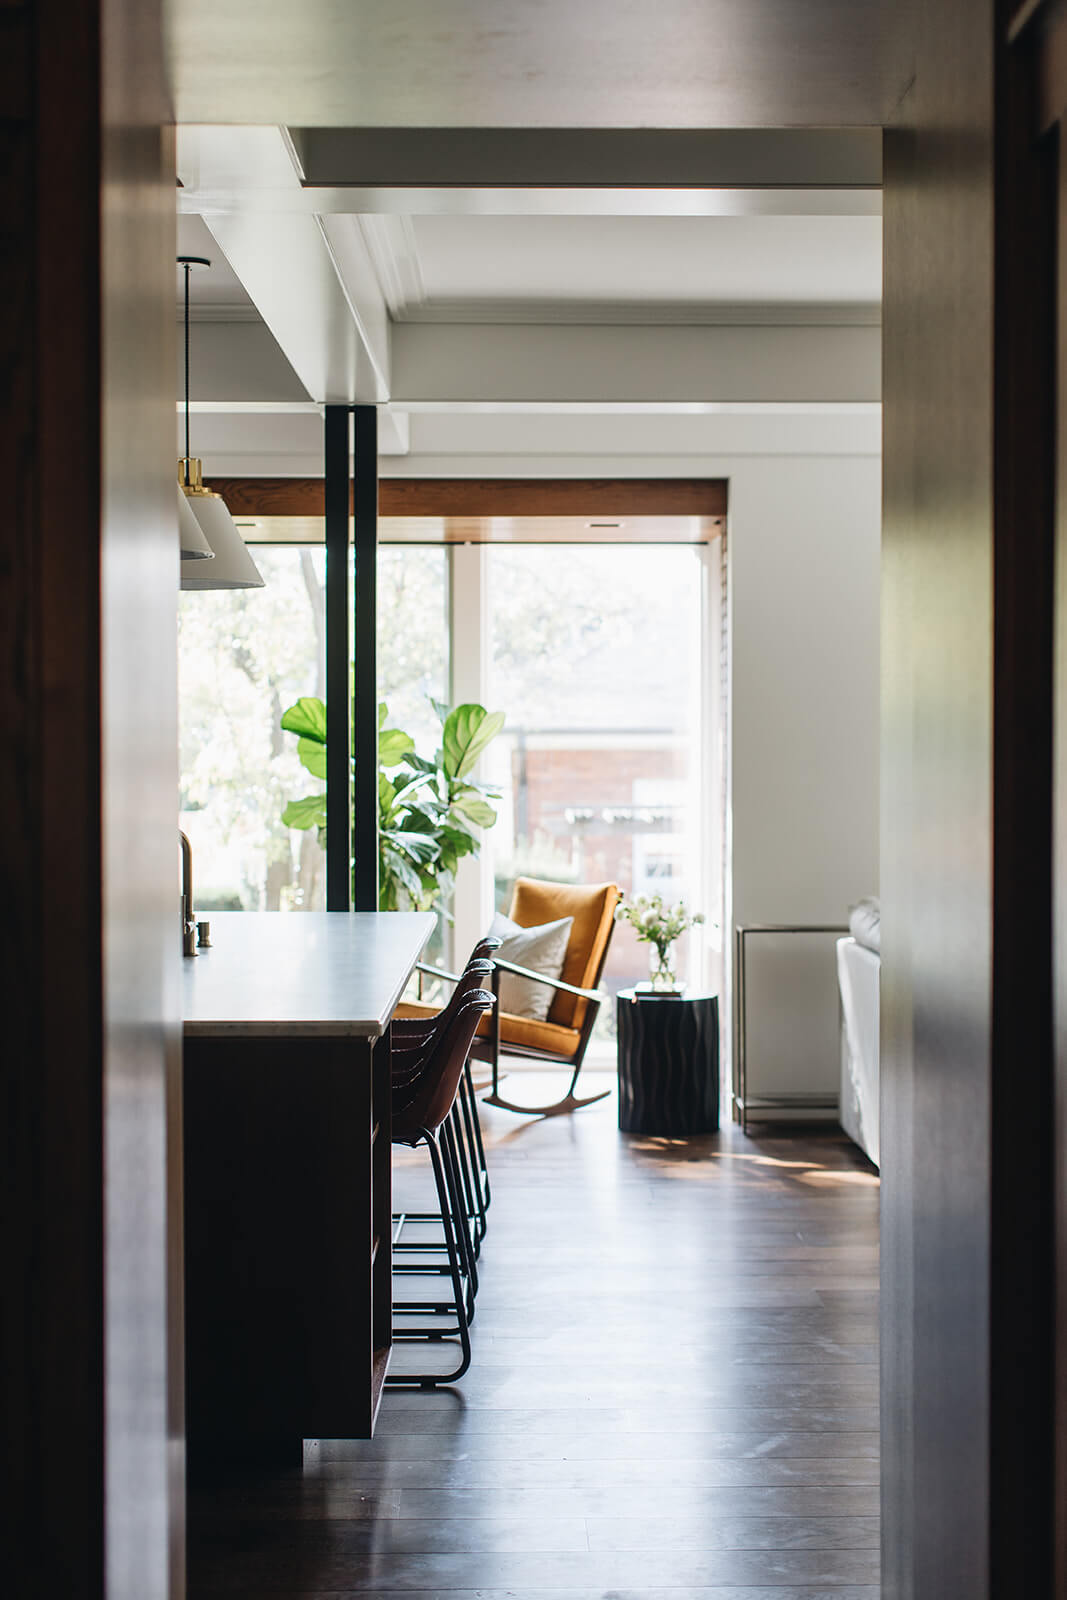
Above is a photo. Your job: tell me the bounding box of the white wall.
[727,453,880,1108]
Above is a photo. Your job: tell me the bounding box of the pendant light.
[178,481,213,561]
[177,254,264,591]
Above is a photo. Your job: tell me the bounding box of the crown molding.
[393,298,882,328]
[357,213,424,318]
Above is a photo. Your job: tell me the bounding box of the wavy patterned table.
[616,988,720,1135]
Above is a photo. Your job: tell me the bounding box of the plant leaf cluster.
[280,695,504,914]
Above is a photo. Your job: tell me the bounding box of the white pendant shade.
[176,248,266,594]
[178,483,214,560]
[179,481,266,591]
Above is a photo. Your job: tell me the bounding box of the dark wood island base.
[180,911,433,1471]
[183,1033,392,1467]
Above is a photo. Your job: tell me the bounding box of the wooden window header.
[207,477,727,544]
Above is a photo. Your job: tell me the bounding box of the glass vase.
[648,942,677,991]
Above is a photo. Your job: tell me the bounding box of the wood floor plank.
[297,1457,881,1490]
[187,1078,880,1596]
[188,1543,881,1589]
[190,1588,882,1599]
[394,1485,881,1520]
[308,1430,882,1462]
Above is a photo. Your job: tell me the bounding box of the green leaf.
[450,792,498,829]
[280,697,327,744]
[441,703,506,779]
[378,772,397,815]
[429,696,450,727]
[437,828,477,870]
[381,828,439,866]
[381,845,424,905]
[282,793,327,830]
[378,701,388,730]
[432,865,456,902]
[297,737,327,779]
[391,772,433,811]
[452,778,502,800]
[401,805,441,836]
[379,727,415,767]
[403,751,438,777]
[440,809,479,844]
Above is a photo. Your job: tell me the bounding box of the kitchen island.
[181,911,434,1466]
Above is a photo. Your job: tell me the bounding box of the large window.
[178,543,448,911]
[377,546,449,753]
[178,529,720,1012]
[485,544,708,1021]
[179,546,327,911]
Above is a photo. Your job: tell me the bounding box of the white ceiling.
[174,123,883,467]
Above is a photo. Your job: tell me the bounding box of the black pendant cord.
[176,255,211,488]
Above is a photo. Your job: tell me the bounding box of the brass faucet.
[180,830,197,957]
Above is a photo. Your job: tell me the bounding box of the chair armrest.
[415,960,463,985]
[492,956,603,1004]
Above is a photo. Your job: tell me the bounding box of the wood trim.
[380,477,728,517]
[204,475,728,520]
[1040,2,1067,128]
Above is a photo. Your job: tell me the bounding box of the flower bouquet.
[616,892,704,992]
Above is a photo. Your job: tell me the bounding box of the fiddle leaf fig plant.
[280,696,504,915]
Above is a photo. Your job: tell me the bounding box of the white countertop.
[181,911,435,1038]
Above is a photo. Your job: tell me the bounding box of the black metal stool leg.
[448,1099,484,1255]
[459,1061,491,1218]
[440,1117,478,1317]
[387,1130,472,1387]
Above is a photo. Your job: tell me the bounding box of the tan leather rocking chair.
[401,878,620,1118]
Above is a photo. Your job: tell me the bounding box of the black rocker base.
[481,1087,611,1118]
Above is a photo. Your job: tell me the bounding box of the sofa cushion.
[849,896,881,955]
[392,998,581,1060]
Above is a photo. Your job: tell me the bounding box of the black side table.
[616,989,720,1135]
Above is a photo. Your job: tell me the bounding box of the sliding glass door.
[484,543,717,1044]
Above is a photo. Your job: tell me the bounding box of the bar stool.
[387,988,495,1387]
[396,933,499,1223]
[392,954,495,1263]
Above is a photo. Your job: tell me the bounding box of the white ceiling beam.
[182,405,879,481]
[289,127,881,190]
[179,127,391,404]
[390,323,880,407]
[182,183,880,219]
[178,406,410,473]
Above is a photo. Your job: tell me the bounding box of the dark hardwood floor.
[187,1069,880,1597]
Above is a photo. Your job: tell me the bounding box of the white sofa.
[838,897,880,1167]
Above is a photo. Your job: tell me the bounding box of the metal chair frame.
[386,989,494,1389]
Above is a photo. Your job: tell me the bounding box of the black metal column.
[324,404,352,911]
[352,405,379,911]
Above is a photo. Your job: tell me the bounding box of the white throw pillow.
[488,910,574,1022]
